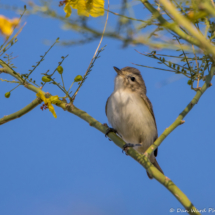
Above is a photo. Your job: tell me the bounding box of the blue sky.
[0,1,215,215]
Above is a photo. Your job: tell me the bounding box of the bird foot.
[105,127,117,138]
[122,143,141,154]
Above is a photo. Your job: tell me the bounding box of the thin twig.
[0,5,26,53]
[42,54,69,88]
[0,22,27,57]
[9,83,21,92]
[67,82,74,94]
[61,73,65,89]
[0,78,20,83]
[157,0,215,57]
[176,37,192,72]
[26,77,40,87]
[71,0,110,101]
[104,8,146,23]
[192,45,199,88]
[135,49,198,60]
[27,38,59,79]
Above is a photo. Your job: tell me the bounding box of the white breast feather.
[107,90,157,151]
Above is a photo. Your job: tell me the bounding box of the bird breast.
[106,90,157,149]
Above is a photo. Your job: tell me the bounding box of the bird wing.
[141,95,158,156]
[105,96,110,116]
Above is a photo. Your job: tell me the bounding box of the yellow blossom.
[0,15,19,38]
[64,0,104,18]
[47,103,57,118]
[64,2,72,17]
[64,0,79,17]
[36,91,60,118]
[49,95,60,105]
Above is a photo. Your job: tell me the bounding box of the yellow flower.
[64,2,72,17]
[36,91,60,118]
[49,95,60,105]
[64,0,104,18]
[0,15,19,38]
[78,0,104,17]
[64,0,79,17]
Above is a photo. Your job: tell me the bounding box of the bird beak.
[113,66,121,74]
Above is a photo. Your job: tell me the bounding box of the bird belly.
[107,91,157,152]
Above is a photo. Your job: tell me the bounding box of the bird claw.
[122,143,141,154]
[105,127,117,138]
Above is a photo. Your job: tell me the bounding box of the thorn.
[180,120,185,124]
[209,83,212,87]
[103,123,108,127]
[165,176,170,181]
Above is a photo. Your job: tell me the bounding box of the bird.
[105,66,163,179]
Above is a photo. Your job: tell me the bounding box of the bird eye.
[130,77,135,82]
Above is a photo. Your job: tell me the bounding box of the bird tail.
[146,158,164,179]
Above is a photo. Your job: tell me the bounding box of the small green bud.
[57,66,63,74]
[74,75,83,82]
[187,80,192,85]
[119,17,129,24]
[5,92,10,98]
[42,76,51,82]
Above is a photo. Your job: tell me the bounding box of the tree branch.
[0,60,41,94]
[201,1,215,17]
[146,66,214,156]
[0,98,42,125]
[140,0,200,47]
[157,0,215,57]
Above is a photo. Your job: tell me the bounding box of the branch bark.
[0,98,42,125]
[157,0,215,57]
[140,0,200,47]
[146,66,215,156]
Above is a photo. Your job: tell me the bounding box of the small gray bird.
[105,66,163,179]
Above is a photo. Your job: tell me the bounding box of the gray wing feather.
[141,95,158,140]
[105,96,110,116]
[141,95,158,157]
